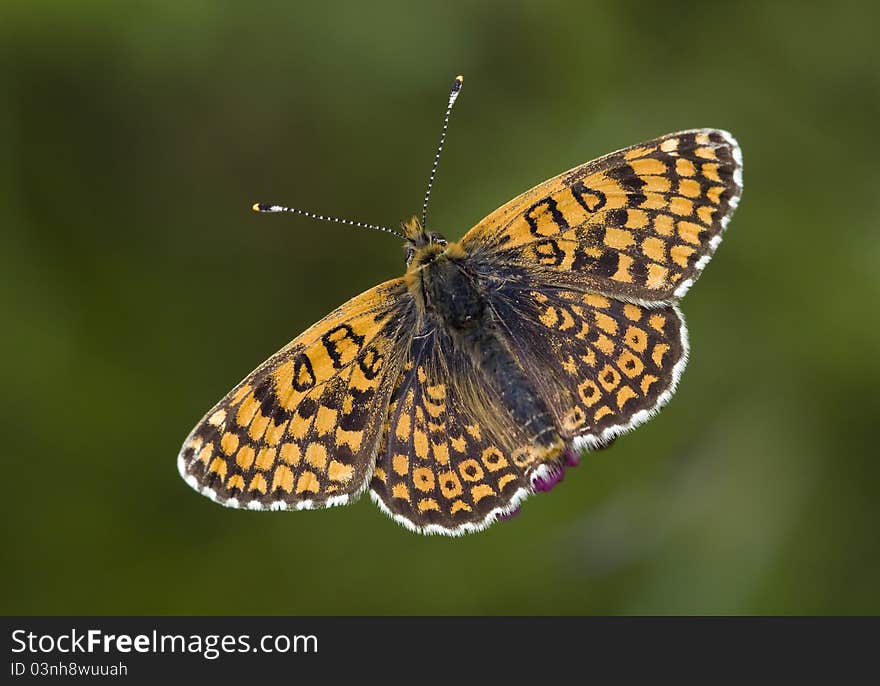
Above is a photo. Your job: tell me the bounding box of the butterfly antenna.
[420,74,464,228]
[252,203,405,239]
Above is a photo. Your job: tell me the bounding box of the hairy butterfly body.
[178,76,742,535]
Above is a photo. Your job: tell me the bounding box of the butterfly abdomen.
[471,327,561,452]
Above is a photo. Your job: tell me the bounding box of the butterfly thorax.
[401,217,474,324]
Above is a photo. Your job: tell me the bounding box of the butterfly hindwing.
[178,278,415,510]
[488,285,688,448]
[461,129,742,301]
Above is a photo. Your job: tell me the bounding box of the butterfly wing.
[178,278,416,510]
[460,129,742,301]
[487,285,687,449]
[369,330,561,535]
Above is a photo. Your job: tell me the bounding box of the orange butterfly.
[178,75,743,535]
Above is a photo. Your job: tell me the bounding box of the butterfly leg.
[530,437,616,497]
[531,461,565,492]
[496,506,522,522]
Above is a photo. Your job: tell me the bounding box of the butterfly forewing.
[178,279,415,510]
[461,129,742,302]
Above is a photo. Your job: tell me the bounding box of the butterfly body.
[179,126,742,535]
[407,222,564,455]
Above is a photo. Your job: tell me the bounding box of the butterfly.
[177,75,743,535]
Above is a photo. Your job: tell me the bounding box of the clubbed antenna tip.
[251,202,404,238]
[421,74,465,228]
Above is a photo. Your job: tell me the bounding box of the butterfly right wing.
[460,129,742,302]
[178,278,416,511]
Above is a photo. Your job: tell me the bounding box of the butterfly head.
[402,215,449,269]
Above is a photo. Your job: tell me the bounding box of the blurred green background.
[3,0,878,615]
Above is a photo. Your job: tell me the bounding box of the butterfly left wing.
[460,129,742,301]
[178,278,415,511]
